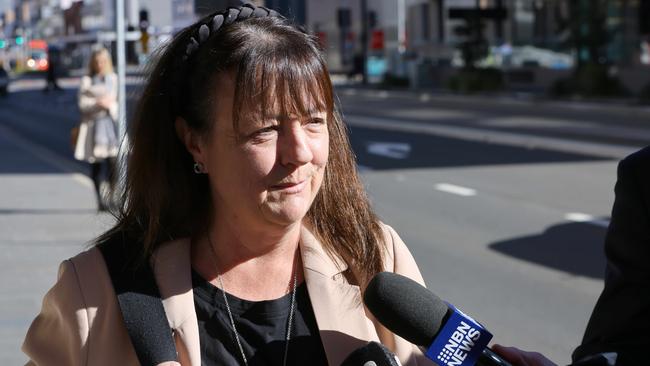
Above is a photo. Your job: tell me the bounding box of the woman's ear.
[175,117,204,162]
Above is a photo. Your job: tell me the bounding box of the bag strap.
[98,238,178,365]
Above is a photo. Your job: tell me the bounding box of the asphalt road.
[1,75,647,364]
[340,89,647,363]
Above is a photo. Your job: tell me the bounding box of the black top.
[192,270,329,366]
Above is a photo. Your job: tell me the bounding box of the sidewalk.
[0,122,114,364]
[334,82,650,121]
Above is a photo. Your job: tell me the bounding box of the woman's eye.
[307,118,325,125]
[249,125,278,139]
[258,126,277,134]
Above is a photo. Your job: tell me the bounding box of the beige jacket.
[22,224,434,366]
[73,73,119,163]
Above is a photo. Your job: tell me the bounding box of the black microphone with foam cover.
[364,272,511,366]
[341,341,402,366]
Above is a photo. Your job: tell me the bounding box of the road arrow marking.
[366,142,411,159]
[564,212,610,228]
[434,183,477,197]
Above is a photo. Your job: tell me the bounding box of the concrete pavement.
[0,115,114,364]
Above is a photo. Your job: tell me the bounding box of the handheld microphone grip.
[341,341,402,366]
[478,348,512,366]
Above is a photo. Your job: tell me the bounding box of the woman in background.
[74,46,119,211]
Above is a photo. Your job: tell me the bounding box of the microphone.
[364,272,511,366]
[341,341,402,366]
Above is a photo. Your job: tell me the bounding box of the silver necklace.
[206,236,298,366]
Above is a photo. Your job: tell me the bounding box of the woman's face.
[93,53,108,74]
[199,74,329,229]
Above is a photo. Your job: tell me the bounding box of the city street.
[1,74,647,364]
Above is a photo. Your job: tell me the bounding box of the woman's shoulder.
[376,221,426,287]
[376,222,406,257]
[63,246,115,297]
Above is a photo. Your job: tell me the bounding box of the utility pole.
[397,0,405,54]
[115,0,127,184]
[360,0,368,84]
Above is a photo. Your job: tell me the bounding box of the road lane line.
[435,183,477,197]
[564,212,610,228]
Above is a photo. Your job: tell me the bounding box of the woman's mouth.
[271,179,308,194]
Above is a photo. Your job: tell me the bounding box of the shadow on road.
[0,80,139,175]
[349,125,613,170]
[489,221,608,279]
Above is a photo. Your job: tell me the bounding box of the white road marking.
[346,115,638,160]
[564,212,610,228]
[435,183,477,197]
[419,93,430,102]
[377,91,389,98]
[367,142,411,159]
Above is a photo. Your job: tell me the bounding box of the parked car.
[0,67,9,96]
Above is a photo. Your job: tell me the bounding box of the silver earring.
[193,162,205,174]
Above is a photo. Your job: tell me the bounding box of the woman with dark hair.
[23,5,432,366]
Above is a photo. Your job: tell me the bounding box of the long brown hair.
[98,6,385,284]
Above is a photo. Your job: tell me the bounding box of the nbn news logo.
[426,304,492,366]
[435,321,481,365]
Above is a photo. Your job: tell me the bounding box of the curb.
[335,85,650,119]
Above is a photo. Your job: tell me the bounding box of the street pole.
[116,0,126,142]
[115,0,128,194]
[397,0,405,54]
[361,0,368,85]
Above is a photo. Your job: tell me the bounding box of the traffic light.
[337,8,351,28]
[15,36,24,45]
[139,9,150,54]
[0,39,5,48]
[368,10,377,29]
[139,9,149,32]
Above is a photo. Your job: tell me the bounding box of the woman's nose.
[279,124,313,167]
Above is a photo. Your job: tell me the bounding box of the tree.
[554,0,611,68]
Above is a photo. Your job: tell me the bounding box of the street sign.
[370,30,384,50]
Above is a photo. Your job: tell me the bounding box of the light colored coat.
[22,224,435,366]
[74,73,119,163]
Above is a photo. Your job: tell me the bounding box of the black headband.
[182,4,281,61]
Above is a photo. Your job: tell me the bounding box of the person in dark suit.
[571,145,650,365]
[494,146,650,366]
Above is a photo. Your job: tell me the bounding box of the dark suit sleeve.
[572,147,650,365]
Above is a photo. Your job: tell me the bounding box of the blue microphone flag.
[426,303,493,366]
